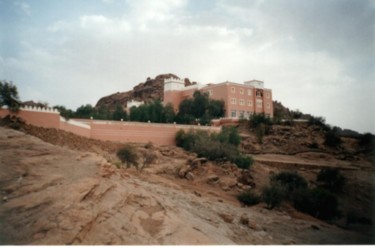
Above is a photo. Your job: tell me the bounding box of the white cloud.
[2,0,374,133]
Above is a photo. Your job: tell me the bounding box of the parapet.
[164,77,185,84]
[21,105,60,114]
[244,80,264,88]
[164,77,185,91]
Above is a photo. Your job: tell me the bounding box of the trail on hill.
[0,126,372,245]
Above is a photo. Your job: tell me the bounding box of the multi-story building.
[163,77,273,119]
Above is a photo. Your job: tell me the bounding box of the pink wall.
[0,108,60,128]
[60,119,91,138]
[90,121,220,145]
[0,108,220,145]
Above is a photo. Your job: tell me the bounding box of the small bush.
[308,141,319,149]
[359,133,374,148]
[292,188,340,220]
[270,171,308,196]
[237,191,261,206]
[116,144,139,168]
[144,141,154,149]
[324,130,342,147]
[262,183,285,209]
[316,168,346,193]
[234,155,253,169]
[292,188,315,214]
[308,115,327,129]
[249,113,272,128]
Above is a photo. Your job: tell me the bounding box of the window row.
[231,98,253,106]
[230,110,271,118]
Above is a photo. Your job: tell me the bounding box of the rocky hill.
[1,122,374,245]
[95,73,196,111]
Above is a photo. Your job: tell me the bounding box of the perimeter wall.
[0,107,220,145]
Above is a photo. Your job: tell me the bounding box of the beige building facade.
[163,78,273,118]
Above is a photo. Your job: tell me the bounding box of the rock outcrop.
[95,73,196,111]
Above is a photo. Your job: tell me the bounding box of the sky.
[0,0,374,133]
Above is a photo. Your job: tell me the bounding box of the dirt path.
[0,127,372,245]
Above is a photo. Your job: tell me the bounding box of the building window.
[239,99,245,105]
[231,98,237,104]
[239,111,244,118]
[265,92,270,98]
[257,103,262,108]
[231,110,237,118]
[266,103,271,109]
[247,111,253,118]
[256,90,263,97]
[247,89,252,96]
[240,88,244,95]
[247,100,252,106]
[231,87,235,93]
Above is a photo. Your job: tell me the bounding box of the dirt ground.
[0,125,374,245]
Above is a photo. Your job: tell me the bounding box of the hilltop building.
[163,77,273,119]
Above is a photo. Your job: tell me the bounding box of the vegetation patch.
[176,127,253,169]
[237,191,261,206]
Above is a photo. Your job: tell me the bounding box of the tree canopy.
[0,80,20,112]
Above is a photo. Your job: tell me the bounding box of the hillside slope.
[0,125,373,245]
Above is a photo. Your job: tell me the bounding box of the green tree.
[75,104,95,119]
[112,104,127,121]
[53,105,74,120]
[0,80,20,112]
[176,90,224,125]
[207,99,225,118]
[95,105,111,120]
[163,103,176,123]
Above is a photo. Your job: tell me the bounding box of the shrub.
[176,129,253,169]
[359,133,374,148]
[237,191,261,206]
[140,150,157,171]
[309,188,340,220]
[292,188,315,214]
[215,126,241,147]
[234,155,253,169]
[308,115,326,127]
[324,130,342,147]
[262,183,285,209]
[292,188,340,220]
[270,171,308,196]
[116,144,139,168]
[249,113,272,128]
[316,168,346,193]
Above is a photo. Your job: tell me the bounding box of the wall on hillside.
[0,106,60,128]
[90,120,220,145]
[59,118,91,138]
[0,107,221,145]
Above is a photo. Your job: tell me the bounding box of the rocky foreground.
[0,126,373,245]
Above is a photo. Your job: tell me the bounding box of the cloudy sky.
[0,0,374,133]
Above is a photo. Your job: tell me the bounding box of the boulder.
[206,175,220,184]
[190,157,208,169]
[178,165,190,178]
[185,172,195,181]
[218,213,234,223]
